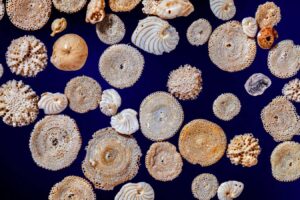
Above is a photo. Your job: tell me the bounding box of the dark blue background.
[0,0,299,199]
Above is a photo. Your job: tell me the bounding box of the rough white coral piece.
[100,89,122,116]
[242,17,258,38]
[38,92,68,115]
[131,16,179,55]
[209,0,236,21]
[282,78,300,103]
[86,0,106,24]
[51,18,67,37]
[0,0,4,21]
[217,181,244,200]
[115,182,155,200]
[111,109,139,135]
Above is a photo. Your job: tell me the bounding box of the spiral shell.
[115,182,155,200]
[38,92,68,115]
[217,181,244,200]
[131,16,179,55]
[242,17,258,38]
[209,0,236,21]
[111,109,139,135]
[100,89,122,116]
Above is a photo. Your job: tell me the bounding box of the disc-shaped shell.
[52,0,87,13]
[115,182,155,200]
[217,181,244,200]
[109,0,141,12]
[38,92,68,115]
[209,0,236,21]
[242,17,258,38]
[212,93,241,121]
[191,173,219,200]
[100,89,122,116]
[187,18,212,46]
[131,16,179,55]
[111,109,139,135]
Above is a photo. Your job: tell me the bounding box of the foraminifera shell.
[51,18,67,37]
[86,0,106,24]
[115,182,155,200]
[38,92,68,115]
[100,89,122,116]
[217,181,244,200]
[0,0,5,21]
[242,17,258,38]
[111,109,139,135]
[244,73,272,96]
[131,16,179,55]
[209,0,236,21]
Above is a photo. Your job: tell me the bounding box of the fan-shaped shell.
[131,16,179,55]
[242,17,258,38]
[111,109,139,135]
[100,89,122,116]
[217,181,244,200]
[115,182,155,200]
[38,92,68,115]
[209,0,236,21]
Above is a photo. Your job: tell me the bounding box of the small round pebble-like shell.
[209,0,236,21]
[111,109,139,135]
[261,96,300,142]
[145,142,183,181]
[208,21,257,72]
[242,17,258,38]
[52,0,87,13]
[29,115,82,171]
[139,91,184,141]
[96,14,125,45]
[178,119,227,166]
[38,92,68,115]
[255,1,281,28]
[99,44,144,89]
[100,89,122,116]
[131,16,179,55]
[82,128,142,190]
[49,176,96,200]
[257,27,278,50]
[64,76,102,114]
[187,18,212,46]
[0,1,5,21]
[115,182,155,200]
[109,0,141,12]
[282,78,300,103]
[213,93,241,121]
[6,0,52,31]
[191,173,219,200]
[6,35,48,77]
[268,40,300,79]
[0,64,4,79]
[217,181,244,200]
[51,18,67,37]
[271,141,300,182]
[244,73,272,96]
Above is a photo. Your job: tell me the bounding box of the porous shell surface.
[109,0,141,12]
[282,78,300,103]
[242,17,258,38]
[217,181,244,200]
[187,18,212,46]
[52,0,87,13]
[209,0,236,21]
[51,18,67,37]
[38,92,68,115]
[100,89,122,116]
[0,80,39,127]
[0,1,5,21]
[212,93,241,121]
[131,16,179,55]
[86,0,105,24]
[244,73,272,96]
[115,182,155,200]
[191,173,219,200]
[29,115,82,171]
[208,21,257,72]
[255,1,281,28]
[111,109,139,135]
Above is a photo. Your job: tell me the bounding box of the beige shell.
[191,173,219,200]
[86,0,106,24]
[142,0,194,19]
[109,0,141,12]
[100,89,122,116]
[0,1,4,21]
[115,182,155,200]
[186,18,212,46]
[51,34,88,71]
[209,0,236,21]
[0,63,3,79]
[111,109,139,135]
[255,1,281,28]
[217,181,244,200]
[242,17,258,38]
[51,18,67,37]
[38,92,68,115]
[212,93,241,121]
[52,0,87,13]
[282,78,300,103]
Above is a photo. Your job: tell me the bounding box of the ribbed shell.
[38,92,68,115]
[210,0,236,21]
[111,109,139,135]
[115,182,155,200]
[242,17,258,38]
[217,181,244,200]
[100,89,122,116]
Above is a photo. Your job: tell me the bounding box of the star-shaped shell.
[115,182,155,200]
[111,109,139,135]
[282,78,300,103]
[100,89,122,116]
[38,92,68,115]
[209,0,236,21]
[217,181,244,200]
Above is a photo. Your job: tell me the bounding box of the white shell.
[209,0,236,21]
[217,181,244,200]
[0,63,3,79]
[115,182,155,200]
[242,17,258,38]
[111,109,139,135]
[131,16,179,55]
[38,92,68,115]
[100,89,121,116]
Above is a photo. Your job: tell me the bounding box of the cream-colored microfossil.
[86,0,106,24]
[255,1,281,28]
[111,109,139,135]
[38,92,68,115]
[282,78,300,103]
[187,18,212,46]
[115,182,155,200]
[51,18,67,37]
[191,173,219,200]
[210,0,236,21]
[100,89,122,116]
[217,181,244,200]
[242,17,258,38]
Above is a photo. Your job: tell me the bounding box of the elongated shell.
[210,0,236,21]
[51,18,67,37]
[38,92,68,115]
[99,89,122,116]
[242,17,258,38]
[115,182,155,200]
[111,109,139,135]
[131,16,179,55]
[217,181,244,200]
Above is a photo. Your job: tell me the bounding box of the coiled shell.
[217,181,244,200]
[242,17,258,38]
[38,92,68,115]
[100,89,122,116]
[115,182,155,200]
[111,109,139,135]
[209,0,236,21]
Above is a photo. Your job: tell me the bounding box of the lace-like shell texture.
[242,17,258,38]
[255,1,281,28]
[167,64,203,100]
[100,89,122,116]
[271,141,300,182]
[212,93,241,121]
[65,76,102,114]
[191,173,219,200]
[96,14,125,45]
[244,73,272,96]
[109,0,141,12]
[0,1,4,21]
[115,182,155,200]
[142,0,194,19]
[99,44,144,89]
[82,128,142,190]
[49,176,96,200]
[51,18,67,37]
[86,0,105,24]
[38,92,68,115]
[282,78,300,103]
[268,40,300,79]
[209,0,236,21]
[131,16,179,55]
[179,119,227,166]
[6,0,52,31]
[52,0,87,13]
[227,133,261,167]
[0,80,39,127]
[187,18,212,46]
[261,96,300,142]
[0,64,4,79]
[29,115,82,171]
[217,181,244,200]
[6,35,48,77]
[145,142,183,181]
[111,109,139,135]
[139,91,184,141]
[208,21,257,72]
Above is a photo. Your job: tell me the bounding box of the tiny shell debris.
[51,18,67,37]
[111,108,139,135]
[115,182,155,200]
[257,27,278,50]
[38,92,68,115]
[0,64,3,79]
[209,0,236,21]
[99,89,122,116]
[217,181,244,200]
[186,18,212,46]
[282,78,300,103]
[0,0,5,21]
[109,0,141,12]
[255,1,281,28]
[242,17,258,38]
[244,73,272,96]
[86,0,106,24]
